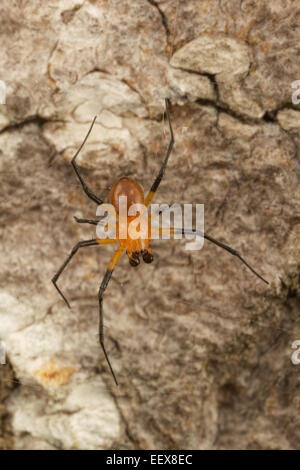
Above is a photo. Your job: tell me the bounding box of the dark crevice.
[262,110,277,123]
[170,65,261,124]
[83,67,111,78]
[121,78,139,97]
[147,0,170,48]
[0,116,58,135]
[275,101,300,113]
[170,64,300,128]
[195,96,262,126]
[195,94,295,127]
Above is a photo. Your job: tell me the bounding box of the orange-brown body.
[109,177,153,266]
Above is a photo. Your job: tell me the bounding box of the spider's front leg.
[71,116,103,205]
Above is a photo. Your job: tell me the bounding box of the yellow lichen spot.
[34,358,76,387]
[86,271,96,279]
[150,142,159,153]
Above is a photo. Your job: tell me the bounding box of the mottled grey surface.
[0,0,299,450]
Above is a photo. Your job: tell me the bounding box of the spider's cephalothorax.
[110,176,153,267]
[52,99,268,386]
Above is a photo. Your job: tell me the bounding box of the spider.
[52,99,269,386]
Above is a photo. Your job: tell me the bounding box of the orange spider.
[52,99,268,385]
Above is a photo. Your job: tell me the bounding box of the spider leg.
[74,217,118,236]
[200,230,269,285]
[145,98,174,207]
[74,216,98,226]
[52,238,117,308]
[161,228,269,285]
[71,117,103,205]
[98,245,124,386]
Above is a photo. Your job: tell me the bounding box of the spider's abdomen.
[110,177,144,214]
[110,177,151,258]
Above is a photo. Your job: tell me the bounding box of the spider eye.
[142,250,153,264]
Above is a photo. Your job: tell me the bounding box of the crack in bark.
[170,65,262,124]
[146,0,170,51]
[169,63,300,129]
[0,115,50,135]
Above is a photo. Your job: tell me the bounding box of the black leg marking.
[52,239,99,308]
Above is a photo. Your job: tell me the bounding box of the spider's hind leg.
[98,245,124,386]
